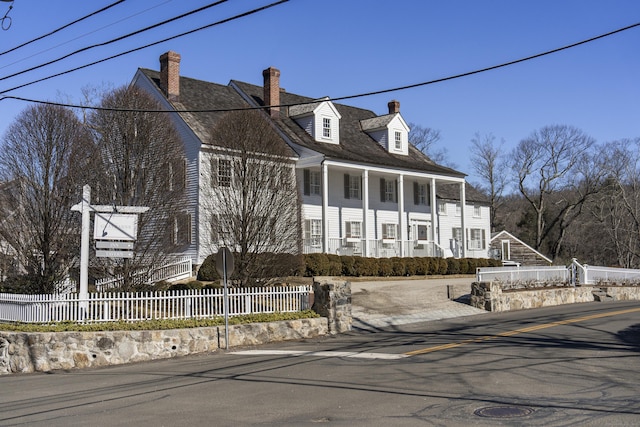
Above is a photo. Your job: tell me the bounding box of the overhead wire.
[2,19,638,113]
[0,1,173,71]
[0,0,230,82]
[0,0,289,95]
[0,0,126,56]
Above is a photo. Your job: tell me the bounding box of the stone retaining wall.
[0,278,354,375]
[471,282,640,312]
[0,317,328,375]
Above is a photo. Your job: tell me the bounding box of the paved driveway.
[350,276,488,330]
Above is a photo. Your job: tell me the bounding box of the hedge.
[196,252,499,281]
[301,254,501,277]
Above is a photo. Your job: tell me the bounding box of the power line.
[0,0,229,82]
[0,1,173,71]
[0,0,289,95]
[2,19,638,113]
[0,0,126,56]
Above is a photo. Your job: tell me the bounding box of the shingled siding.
[489,238,551,266]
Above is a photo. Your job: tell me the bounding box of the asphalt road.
[1,300,640,426]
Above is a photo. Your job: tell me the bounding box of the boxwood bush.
[302,254,500,277]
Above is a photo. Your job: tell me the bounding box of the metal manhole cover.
[474,406,534,418]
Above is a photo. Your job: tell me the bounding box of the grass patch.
[0,310,320,333]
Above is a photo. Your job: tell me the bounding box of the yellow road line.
[405,306,640,356]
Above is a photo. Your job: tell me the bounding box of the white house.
[131,51,491,266]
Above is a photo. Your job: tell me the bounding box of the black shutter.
[380,178,386,202]
[394,180,398,203]
[413,182,419,205]
[344,174,350,199]
[303,169,310,196]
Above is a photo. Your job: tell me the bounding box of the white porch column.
[322,163,329,253]
[430,178,437,244]
[460,181,466,258]
[362,169,369,257]
[398,174,405,257]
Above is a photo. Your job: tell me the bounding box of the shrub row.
[303,253,501,277]
[195,252,501,282]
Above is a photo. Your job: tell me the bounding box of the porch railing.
[303,239,444,258]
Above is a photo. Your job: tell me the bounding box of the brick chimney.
[263,67,280,119]
[159,51,181,101]
[388,99,400,114]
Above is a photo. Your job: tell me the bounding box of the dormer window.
[360,104,410,155]
[290,98,341,144]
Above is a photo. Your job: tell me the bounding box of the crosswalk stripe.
[232,350,409,360]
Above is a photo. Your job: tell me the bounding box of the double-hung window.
[469,228,486,250]
[305,219,322,248]
[217,159,232,187]
[414,182,428,205]
[382,223,397,240]
[394,131,402,150]
[380,178,397,203]
[345,221,362,240]
[344,174,361,200]
[473,205,482,218]
[322,117,331,139]
[303,169,322,196]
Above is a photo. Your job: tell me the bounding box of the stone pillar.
[312,277,352,334]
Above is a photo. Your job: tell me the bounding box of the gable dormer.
[289,97,342,144]
[361,100,410,155]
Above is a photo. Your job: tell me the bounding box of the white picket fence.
[94,256,192,291]
[477,259,640,285]
[0,286,313,323]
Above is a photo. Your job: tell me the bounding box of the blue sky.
[0,0,638,185]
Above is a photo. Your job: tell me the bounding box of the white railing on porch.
[0,286,312,323]
[303,239,445,258]
[94,256,192,291]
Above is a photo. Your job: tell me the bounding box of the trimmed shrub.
[304,253,330,276]
[353,256,377,276]
[415,257,429,275]
[325,254,343,276]
[405,257,419,276]
[391,257,406,276]
[378,258,393,276]
[341,256,356,276]
[197,254,221,281]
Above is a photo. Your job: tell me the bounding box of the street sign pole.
[79,185,91,317]
[223,249,229,350]
[215,247,234,350]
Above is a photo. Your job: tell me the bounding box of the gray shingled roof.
[232,80,466,178]
[139,68,465,178]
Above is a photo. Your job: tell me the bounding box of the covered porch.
[299,160,468,259]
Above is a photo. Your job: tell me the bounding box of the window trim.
[217,158,232,187]
[394,130,402,150]
[322,117,331,139]
[345,220,362,241]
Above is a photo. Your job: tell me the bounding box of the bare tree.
[587,139,640,267]
[511,125,603,261]
[408,123,453,166]
[204,110,301,286]
[0,104,95,293]
[470,132,509,231]
[87,86,186,290]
